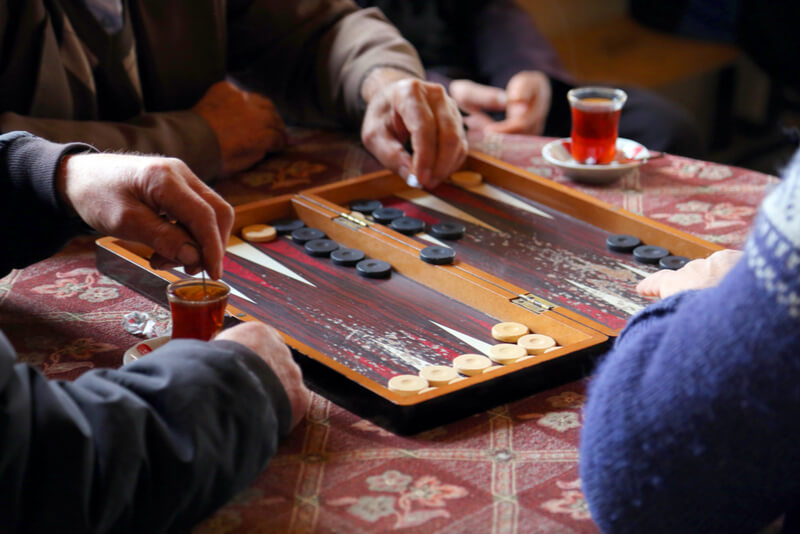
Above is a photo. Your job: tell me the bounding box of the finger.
[149,253,180,272]
[449,80,507,113]
[362,121,414,181]
[430,91,468,186]
[145,178,226,279]
[119,207,204,273]
[464,111,496,131]
[394,85,438,187]
[182,171,235,271]
[636,270,672,297]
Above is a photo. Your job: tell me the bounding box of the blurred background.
[520,0,800,176]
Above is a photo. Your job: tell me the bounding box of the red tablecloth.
[0,129,779,533]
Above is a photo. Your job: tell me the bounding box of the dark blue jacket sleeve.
[580,251,800,530]
[0,132,96,276]
[0,333,292,533]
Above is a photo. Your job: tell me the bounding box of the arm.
[0,132,95,275]
[580,175,800,532]
[0,331,292,533]
[472,0,573,88]
[0,111,222,183]
[227,0,425,127]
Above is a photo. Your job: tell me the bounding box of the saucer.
[542,138,650,184]
[123,335,170,365]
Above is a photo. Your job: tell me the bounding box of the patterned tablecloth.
[0,129,779,534]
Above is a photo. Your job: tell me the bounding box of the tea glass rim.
[166,278,230,306]
[567,86,627,111]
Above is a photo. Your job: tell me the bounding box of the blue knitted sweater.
[580,153,800,533]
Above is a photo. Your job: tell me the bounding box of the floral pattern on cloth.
[651,201,756,231]
[541,479,592,521]
[328,470,468,529]
[238,159,327,189]
[32,268,121,303]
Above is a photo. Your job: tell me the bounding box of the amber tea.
[567,87,627,165]
[167,279,230,341]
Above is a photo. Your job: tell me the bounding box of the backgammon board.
[96,152,722,433]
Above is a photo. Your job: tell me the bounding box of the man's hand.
[57,153,234,280]
[361,68,468,189]
[216,322,311,429]
[636,249,743,299]
[449,71,551,136]
[192,81,288,176]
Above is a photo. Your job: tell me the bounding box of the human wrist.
[360,66,421,104]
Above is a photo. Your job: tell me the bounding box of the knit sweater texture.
[580,153,800,532]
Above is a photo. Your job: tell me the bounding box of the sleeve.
[225,0,424,127]
[0,334,292,534]
[471,0,574,88]
[579,249,800,530]
[0,111,222,183]
[0,132,96,276]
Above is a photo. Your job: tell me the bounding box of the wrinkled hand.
[57,153,234,279]
[193,81,288,176]
[216,322,311,429]
[361,69,468,189]
[449,71,551,135]
[636,249,743,299]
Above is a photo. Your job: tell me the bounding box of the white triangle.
[226,236,316,287]
[616,262,650,278]
[395,188,502,232]
[172,266,255,303]
[418,233,448,247]
[466,183,553,220]
[566,279,644,315]
[430,321,494,356]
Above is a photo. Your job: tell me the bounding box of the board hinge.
[512,293,556,314]
[335,212,369,229]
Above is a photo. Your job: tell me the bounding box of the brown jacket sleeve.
[227,0,425,127]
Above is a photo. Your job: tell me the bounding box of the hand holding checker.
[360,68,468,189]
[56,153,234,280]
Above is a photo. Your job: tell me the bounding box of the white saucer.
[123,335,171,365]
[542,138,650,184]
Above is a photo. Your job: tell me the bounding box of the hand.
[636,249,743,299]
[361,69,468,189]
[57,153,234,280]
[216,322,311,429]
[192,81,288,176]
[449,71,551,135]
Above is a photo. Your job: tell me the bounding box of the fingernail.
[498,92,508,106]
[398,165,410,180]
[177,243,200,267]
[405,174,421,188]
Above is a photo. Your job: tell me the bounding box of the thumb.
[123,208,203,274]
[449,80,507,113]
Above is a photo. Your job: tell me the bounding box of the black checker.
[372,207,405,224]
[420,245,456,265]
[304,239,339,257]
[331,248,365,266]
[356,259,392,279]
[430,221,466,240]
[272,218,305,235]
[390,216,426,235]
[633,245,670,264]
[290,227,326,244]
[350,199,382,215]
[659,255,691,270]
[606,234,642,253]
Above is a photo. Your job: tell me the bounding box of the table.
[0,129,778,533]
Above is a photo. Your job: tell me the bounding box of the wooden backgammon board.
[96,152,723,434]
